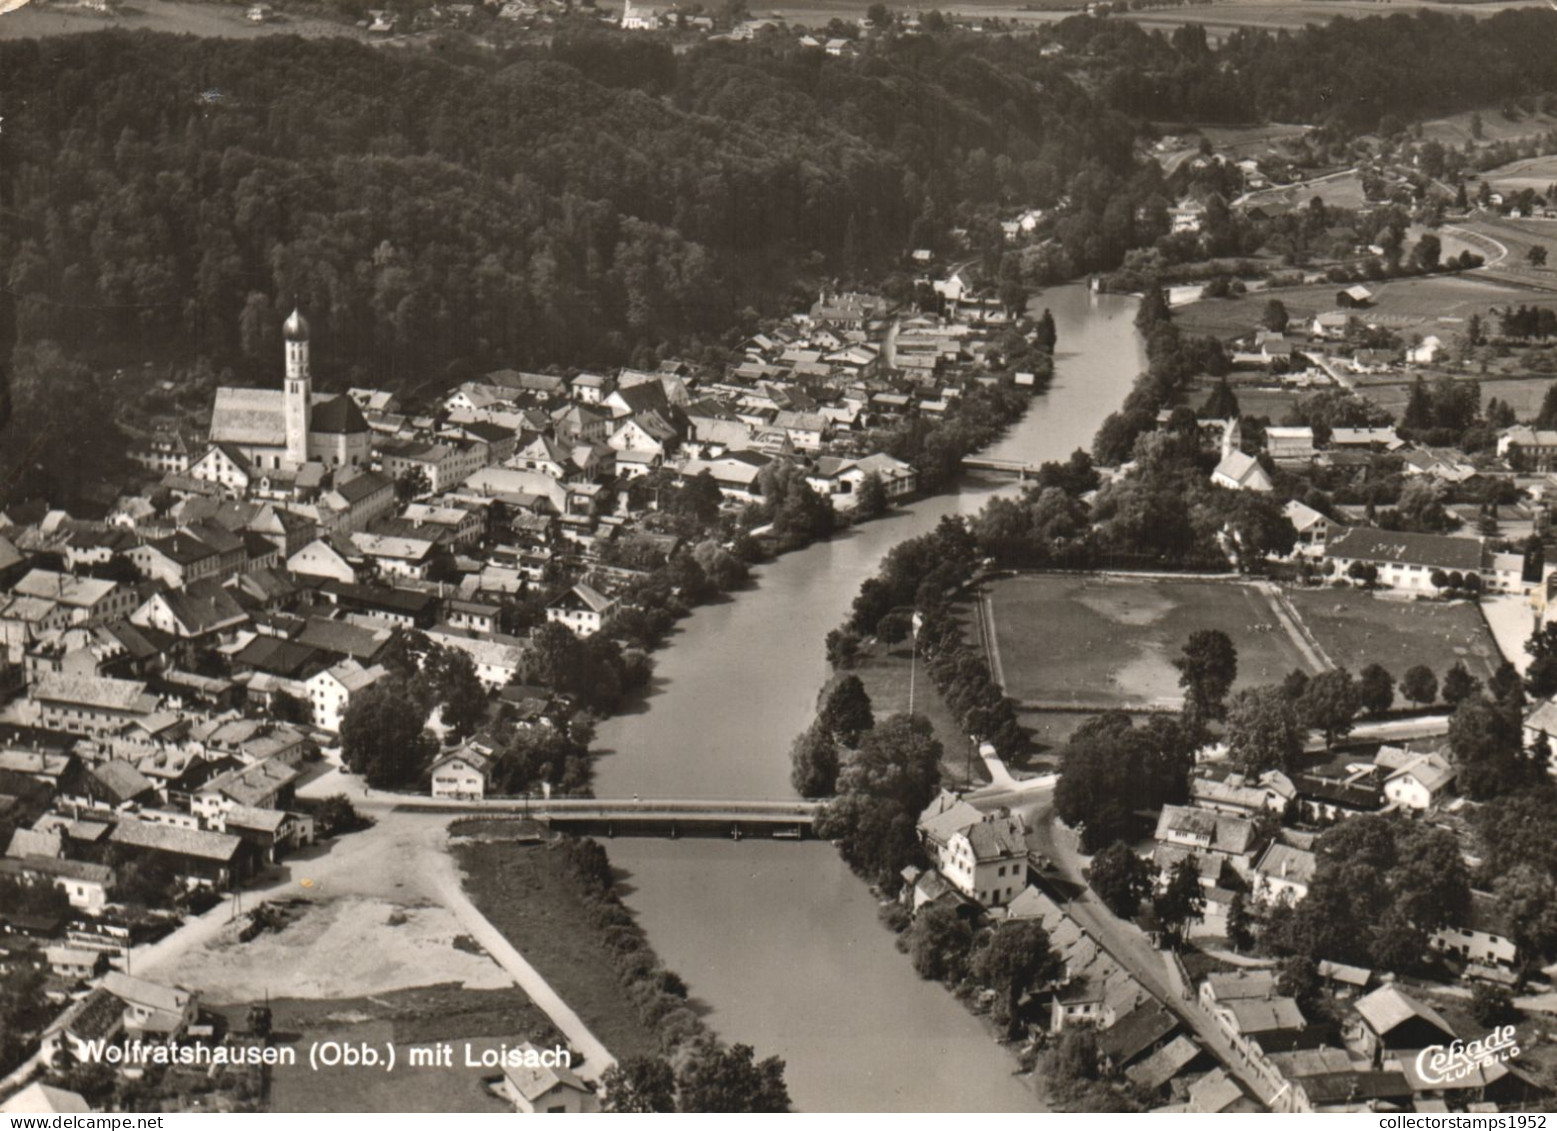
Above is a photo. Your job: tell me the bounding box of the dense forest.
[0,27,1136,389]
[10,10,1557,506]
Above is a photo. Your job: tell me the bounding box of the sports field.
[1285,587,1502,684]
[985,575,1318,709]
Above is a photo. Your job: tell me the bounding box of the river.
[593,283,1144,1112]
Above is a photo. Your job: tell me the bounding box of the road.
[1016,787,1282,1108]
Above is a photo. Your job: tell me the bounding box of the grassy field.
[218,985,557,1113]
[1174,271,1534,342]
[850,640,991,788]
[1474,151,1557,192]
[1421,108,1557,148]
[1355,373,1554,417]
[454,839,663,1062]
[1244,169,1370,212]
[986,575,1318,708]
[1285,587,1502,686]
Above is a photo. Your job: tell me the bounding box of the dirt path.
[130,798,617,1081]
[1257,580,1333,673]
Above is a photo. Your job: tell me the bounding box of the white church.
[207,308,370,474]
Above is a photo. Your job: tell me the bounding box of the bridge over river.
[960,455,1040,478]
[431,797,825,840]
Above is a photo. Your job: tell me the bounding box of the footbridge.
[444,797,826,841]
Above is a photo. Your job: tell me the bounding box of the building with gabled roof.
[32,674,158,736]
[546,583,617,638]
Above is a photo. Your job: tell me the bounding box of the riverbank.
[453,831,711,1067]
[586,285,1145,1110]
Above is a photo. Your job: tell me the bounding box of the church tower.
[282,307,311,468]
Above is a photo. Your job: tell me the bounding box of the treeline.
[0,31,1133,386]
[1074,8,1557,132]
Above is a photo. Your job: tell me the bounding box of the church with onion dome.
[206,307,371,475]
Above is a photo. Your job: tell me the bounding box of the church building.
[208,309,371,474]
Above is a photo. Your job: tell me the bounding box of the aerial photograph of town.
[9,0,1557,1118]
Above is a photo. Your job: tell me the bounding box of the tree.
[1489,660,1525,708]
[1153,856,1205,945]
[1529,245,1549,268]
[1357,663,1394,716]
[789,722,840,799]
[1227,891,1255,953]
[1527,623,1557,699]
[866,1,890,25]
[1262,298,1290,333]
[1449,696,1536,800]
[1299,668,1360,748]
[1472,984,1520,1028]
[819,675,875,746]
[428,648,489,740]
[1493,863,1557,962]
[816,713,943,885]
[1441,661,1481,707]
[1088,840,1152,918]
[1200,378,1240,421]
[601,1056,678,1112]
[1226,686,1304,773]
[340,679,435,788]
[675,1042,790,1113]
[908,903,973,983]
[1173,629,1238,722]
[825,628,861,670]
[854,471,889,519]
[971,921,1063,1039]
[311,794,366,837]
[1401,664,1438,707]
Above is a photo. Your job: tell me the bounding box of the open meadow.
[1174,271,1533,343]
[984,574,1318,708]
[1285,587,1502,686]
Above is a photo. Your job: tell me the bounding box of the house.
[194,755,300,821]
[497,1044,597,1113]
[1409,335,1445,365]
[1329,427,1402,452]
[39,988,124,1063]
[546,584,616,637]
[32,674,158,736]
[1376,747,1455,810]
[915,792,1029,908]
[1266,426,1316,463]
[1251,841,1317,904]
[1283,500,1339,558]
[1498,425,1557,470]
[306,659,389,733]
[107,816,248,889]
[130,580,248,639]
[288,537,360,585]
[1354,985,1457,1060]
[1431,890,1518,969]
[0,855,114,913]
[429,744,491,800]
[1323,528,1486,592]
[1189,767,1294,817]
[1154,805,1260,878]
[103,971,199,1040]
